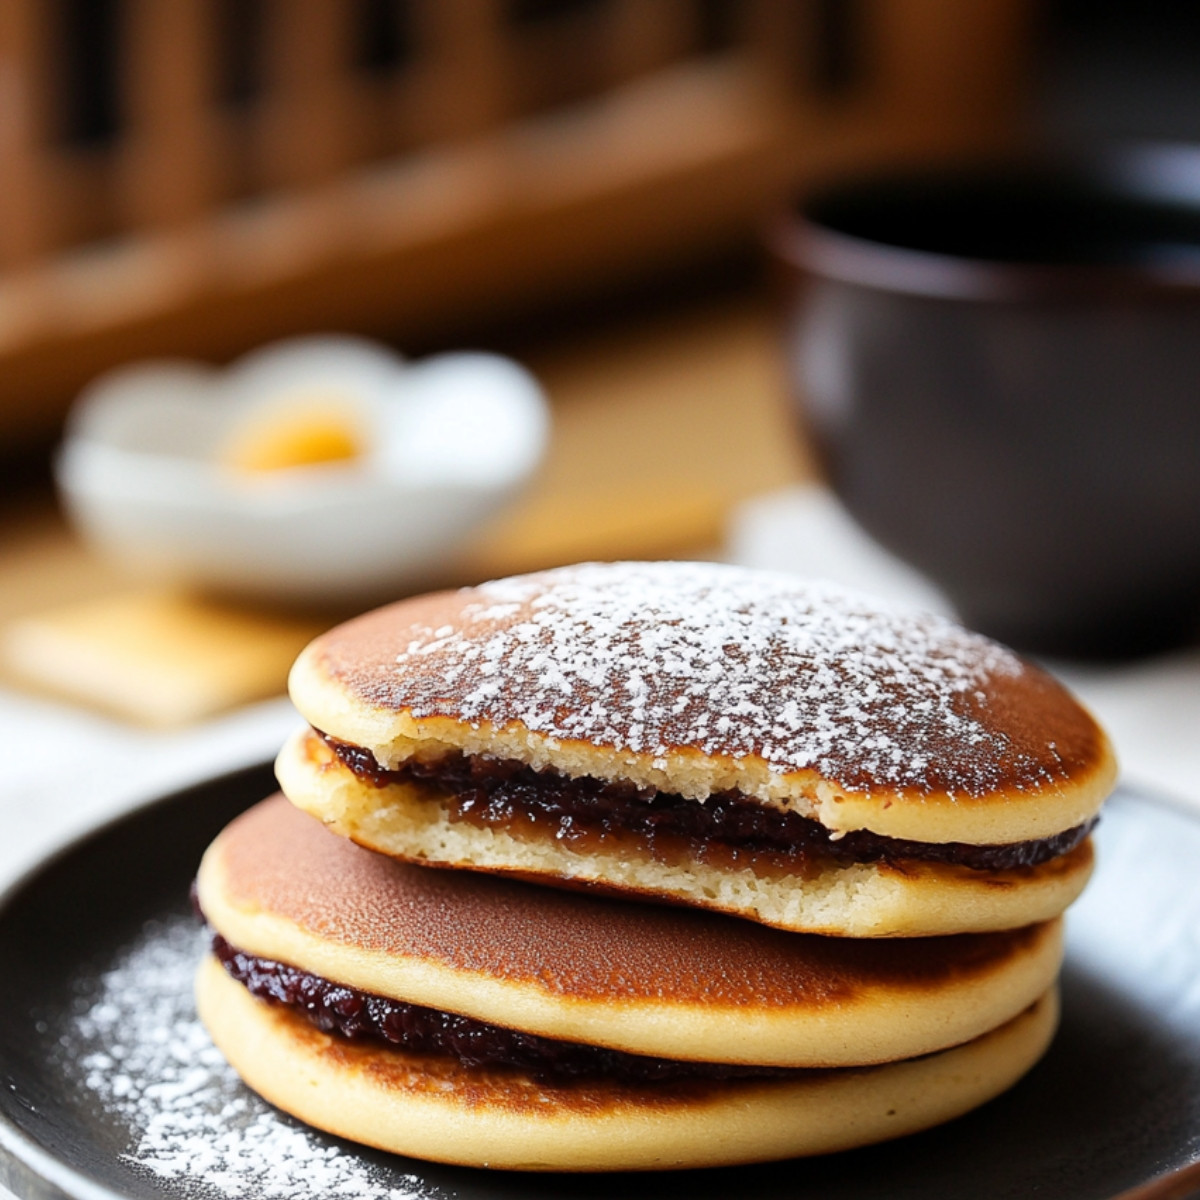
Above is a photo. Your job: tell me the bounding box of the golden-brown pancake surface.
[197,796,1063,1068]
[288,562,1116,845]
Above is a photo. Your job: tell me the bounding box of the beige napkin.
[1,589,325,726]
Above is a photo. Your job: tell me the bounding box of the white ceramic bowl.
[56,336,549,605]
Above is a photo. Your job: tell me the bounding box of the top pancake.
[288,561,1116,844]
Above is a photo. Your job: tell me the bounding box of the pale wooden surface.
[2,590,322,724]
[463,292,810,575]
[0,290,812,719]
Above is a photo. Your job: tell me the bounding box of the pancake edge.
[196,956,1059,1172]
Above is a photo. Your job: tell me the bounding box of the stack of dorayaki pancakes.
[194,562,1116,1171]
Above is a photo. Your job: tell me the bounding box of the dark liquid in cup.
[806,172,1200,267]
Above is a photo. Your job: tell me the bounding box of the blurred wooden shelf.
[0,0,1033,449]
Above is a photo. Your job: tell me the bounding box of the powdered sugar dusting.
[390,562,1051,795]
[55,916,438,1199]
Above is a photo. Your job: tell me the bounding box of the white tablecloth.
[0,692,298,890]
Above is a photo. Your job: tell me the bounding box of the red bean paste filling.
[210,932,794,1085]
[320,732,1093,872]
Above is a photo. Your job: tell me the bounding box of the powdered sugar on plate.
[54,915,436,1200]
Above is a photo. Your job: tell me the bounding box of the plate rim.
[1,767,1198,1200]
[0,760,275,1200]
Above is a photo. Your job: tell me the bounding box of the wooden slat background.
[0,0,1035,450]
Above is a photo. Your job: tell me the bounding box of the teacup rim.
[770,146,1200,302]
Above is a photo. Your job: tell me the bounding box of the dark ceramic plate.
[1,765,1199,1200]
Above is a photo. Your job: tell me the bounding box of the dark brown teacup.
[772,149,1200,658]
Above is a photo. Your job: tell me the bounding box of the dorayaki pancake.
[278,726,1094,937]
[283,561,1115,936]
[196,957,1059,1172]
[196,797,1064,1071]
